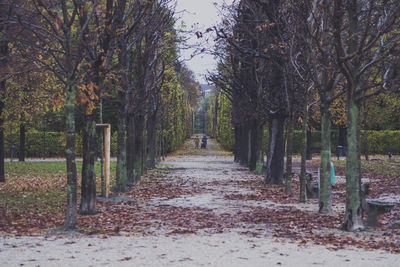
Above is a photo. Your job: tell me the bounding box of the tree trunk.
[146,112,157,169]
[285,115,294,194]
[116,92,128,192]
[362,130,369,161]
[79,114,97,215]
[127,114,135,185]
[19,124,25,162]
[306,130,312,160]
[240,124,249,166]
[342,90,364,231]
[264,113,285,185]
[248,119,259,171]
[362,103,369,161]
[234,126,241,163]
[299,103,308,203]
[340,0,365,231]
[0,123,4,183]
[319,96,332,214]
[0,36,7,183]
[133,114,145,182]
[64,84,77,229]
[338,126,347,148]
[255,123,264,175]
[212,96,218,138]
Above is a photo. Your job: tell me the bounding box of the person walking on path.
[194,136,200,149]
[201,135,207,149]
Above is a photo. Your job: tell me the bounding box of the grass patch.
[1,160,118,216]
[1,188,66,215]
[156,163,173,169]
[5,160,117,179]
[334,159,400,176]
[5,161,66,177]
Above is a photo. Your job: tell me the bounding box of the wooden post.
[96,124,111,198]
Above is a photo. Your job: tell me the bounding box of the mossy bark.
[79,114,97,215]
[255,123,264,175]
[64,84,77,229]
[299,103,308,203]
[285,115,294,194]
[339,0,364,231]
[319,94,332,214]
[342,90,364,231]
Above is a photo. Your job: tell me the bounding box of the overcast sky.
[174,0,235,84]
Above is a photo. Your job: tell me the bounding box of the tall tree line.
[1,0,200,229]
[210,0,400,231]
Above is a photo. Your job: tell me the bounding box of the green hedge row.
[4,129,400,158]
[265,129,400,155]
[216,125,235,151]
[4,130,120,158]
[5,130,65,158]
[363,130,400,154]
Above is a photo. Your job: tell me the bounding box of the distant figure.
[201,135,207,149]
[194,136,200,149]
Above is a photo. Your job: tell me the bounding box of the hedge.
[264,129,400,155]
[363,130,400,154]
[4,129,400,158]
[5,130,65,158]
[4,130,119,158]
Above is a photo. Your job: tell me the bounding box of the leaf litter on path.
[1,136,399,254]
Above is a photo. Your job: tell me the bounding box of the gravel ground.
[1,137,399,266]
[1,231,399,267]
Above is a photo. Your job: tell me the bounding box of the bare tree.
[332,0,400,231]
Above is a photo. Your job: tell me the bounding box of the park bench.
[360,183,395,227]
[387,148,400,160]
[305,172,318,199]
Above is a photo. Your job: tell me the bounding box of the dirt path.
[1,137,399,266]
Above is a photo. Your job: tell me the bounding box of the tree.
[0,0,10,183]
[77,0,126,215]
[295,0,344,214]
[8,0,101,228]
[332,0,400,231]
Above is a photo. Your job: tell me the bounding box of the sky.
[174,0,235,84]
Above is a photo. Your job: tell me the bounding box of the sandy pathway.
[1,137,399,266]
